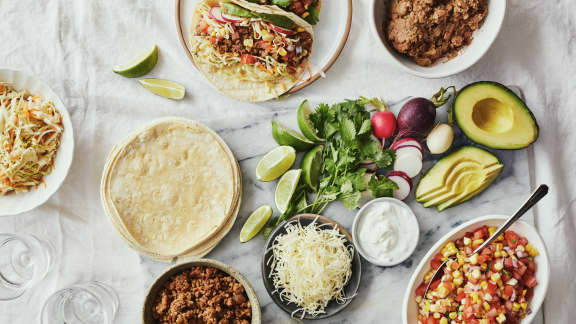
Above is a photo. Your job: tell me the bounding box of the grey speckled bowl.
[143,259,261,324]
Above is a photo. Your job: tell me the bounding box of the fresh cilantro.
[368,175,398,198]
[271,0,291,8]
[304,7,320,25]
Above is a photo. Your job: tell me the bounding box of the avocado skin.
[453,81,539,150]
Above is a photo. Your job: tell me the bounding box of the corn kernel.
[501,251,508,257]
[243,38,253,47]
[302,12,310,18]
[463,237,472,246]
[472,239,484,246]
[496,234,504,241]
[521,303,527,310]
[495,243,503,251]
[440,318,448,324]
[483,302,491,311]
[489,226,497,236]
[481,263,488,271]
[512,302,521,312]
[526,244,540,257]
[491,273,501,281]
[469,254,479,265]
[507,278,518,286]
[453,277,464,286]
[494,251,501,258]
[481,281,488,290]
[496,313,506,323]
[494,262,503,271]
[297,27,305,32]
[443,242,458,257]
[453,270,462,278]
[434,312,441,319]
[278,47,287,56]
[472,269,481,279]
[449,312,457,320]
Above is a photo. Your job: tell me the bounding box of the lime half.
[271,120,314,151]
[297,100,325,142]
[256,146,296,181]
[139,79,185,100]
[240,205,273,243]
[113,45,159,78]
[301,145,324,191]
[275,169,301,214]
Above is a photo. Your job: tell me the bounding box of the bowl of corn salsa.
[403,215,550,324]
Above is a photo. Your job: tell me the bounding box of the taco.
[190,0,314,102]
[244,0,321,25]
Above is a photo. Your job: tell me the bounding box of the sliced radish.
[395,146,423,160]
[387,171,412,200]
[394,152,423,178]
[359,161,378,171]
[209,7,226,24]
[267,23,294,35]
[391,138,422,152]
[221,13,246,23]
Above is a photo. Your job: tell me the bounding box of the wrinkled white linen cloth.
[1,0,575,323]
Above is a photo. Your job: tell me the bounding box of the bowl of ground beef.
[370,0,506,78]
[143,259,261,324]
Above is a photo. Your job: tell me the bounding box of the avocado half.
[416,146,503,211]
[453,81,539,150]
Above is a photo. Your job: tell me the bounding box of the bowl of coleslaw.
[0,69,74,216]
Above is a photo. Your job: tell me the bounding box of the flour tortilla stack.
[101,118,241,262]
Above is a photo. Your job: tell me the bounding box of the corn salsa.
[415,225,539,324]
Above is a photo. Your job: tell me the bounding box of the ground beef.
[385,0,488,66]
[152,267,251,324]
[253,0,313,16]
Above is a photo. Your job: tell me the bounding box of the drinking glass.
[0,233,54,300]
[41,281,119,324]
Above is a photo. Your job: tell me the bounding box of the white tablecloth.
[1,0,575,323]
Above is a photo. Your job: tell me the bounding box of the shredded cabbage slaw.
[0,83,63,195]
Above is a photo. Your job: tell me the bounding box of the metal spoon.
[423,184,549,298]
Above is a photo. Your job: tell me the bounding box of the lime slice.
[240,205,273,243]
[256,146,296,181]
[301,145,324,191]
[139,79,185,100]
[271,120,314,151]
[113,45,159,78]
[275,169,301,213]
[297,100,325,142]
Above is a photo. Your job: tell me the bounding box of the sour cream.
[353,198,419,266]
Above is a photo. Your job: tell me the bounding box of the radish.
[359,161,378,171]
[426,123,454,154]
[393,150,422,178]
[387,171,412,200]
[268,23,293,35]
[390,137,422,152]
[209,7,227,24]
[393,86,455,142]
[371,110,397,140]
[221,13,246,23]
[395,146,423,160]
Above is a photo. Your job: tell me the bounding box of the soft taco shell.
[101,118,240,258]
[189,0,314,102]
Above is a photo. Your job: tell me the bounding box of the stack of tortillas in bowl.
[100,118,241,262]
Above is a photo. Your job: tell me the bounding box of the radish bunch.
[385,138,424,200]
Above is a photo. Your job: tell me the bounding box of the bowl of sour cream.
[352,197,419,266]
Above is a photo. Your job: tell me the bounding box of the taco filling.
[192,2,313,82]
[245,0,320,24]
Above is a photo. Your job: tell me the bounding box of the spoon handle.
[472,184,549,255]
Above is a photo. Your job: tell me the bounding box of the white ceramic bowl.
[402,215,550,324]
[352,197,420,267]
[0,69,74,216]
[370,0,507,78]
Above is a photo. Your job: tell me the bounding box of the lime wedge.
[113,45,159,78]
[256,146,296,181]
[139,79,185,100]
[297,100,325,142]
[275,169,301,213]
[301,145,324,191]
[271,120,314,151]
[240,205,273,243]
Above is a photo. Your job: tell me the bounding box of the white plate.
[0,69,75,216]
[175,0,352,96]
[402,215,550,324]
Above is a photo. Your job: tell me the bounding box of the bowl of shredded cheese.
[261,214,361,320]
[0,69,74,216]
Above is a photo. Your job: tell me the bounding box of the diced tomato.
[199,20,209,33]
[442,282,453,293]
[474,226,488,240]
[526,259,537,273]
[486,308,499,319]
[523,274,538,288]
[415,283,427,297]
[455,291,466,302]
[486,282,498,295]
[518,236,528,246]
[469,319,480,324]
[430,280,441,290]
[240,54,257,64]
[503,285,514,298]
[430,253,443,270]
[505,230,520,248]
[450,261,460,270]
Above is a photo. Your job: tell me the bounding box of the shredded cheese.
[268,219,354,318]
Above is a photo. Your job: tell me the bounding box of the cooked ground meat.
[197,23,312,69]
[152,267,251,324]
[385,0,488,66]
[253,0,313,16]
